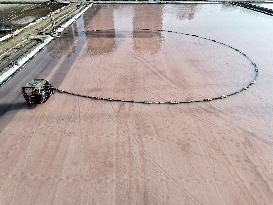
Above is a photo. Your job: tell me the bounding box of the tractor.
[22,79,54,105]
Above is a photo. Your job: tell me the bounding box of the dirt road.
[0,4,273,205]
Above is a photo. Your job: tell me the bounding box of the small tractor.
[22,79,55,105]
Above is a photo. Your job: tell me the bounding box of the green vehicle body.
[22,79,54,105]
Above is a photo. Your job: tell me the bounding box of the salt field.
[0,3,273,205]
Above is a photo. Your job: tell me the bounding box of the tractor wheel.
[25,98,33,105]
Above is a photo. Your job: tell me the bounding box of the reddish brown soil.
[0,4,273,205]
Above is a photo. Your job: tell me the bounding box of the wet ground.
[1,4,273,205]
[0,3,63,36]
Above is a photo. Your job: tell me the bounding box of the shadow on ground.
[0,102,35,117]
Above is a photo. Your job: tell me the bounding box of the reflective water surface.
[48,4,271,101]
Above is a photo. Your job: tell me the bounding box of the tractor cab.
[22,79,54,105]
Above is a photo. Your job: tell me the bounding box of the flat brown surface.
[1,4,273,205]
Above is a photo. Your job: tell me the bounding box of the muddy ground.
[0,3,273,205]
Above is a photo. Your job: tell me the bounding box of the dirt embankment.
[0,2,90,75]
